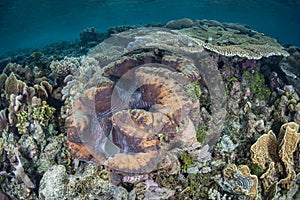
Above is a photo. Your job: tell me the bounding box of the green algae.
[196,123,210,143]
[242,70,271,101]
[179,152,194,172]
[250,163,264,177]
[184,81,201,101]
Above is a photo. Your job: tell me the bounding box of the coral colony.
[0,18,299,199]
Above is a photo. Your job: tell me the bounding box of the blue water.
[0,0,299,56]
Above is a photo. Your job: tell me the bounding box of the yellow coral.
[250,130,278,170]
[250,122,300,194]
[277,122,300,189]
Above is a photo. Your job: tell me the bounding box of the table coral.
[176,20,289,59]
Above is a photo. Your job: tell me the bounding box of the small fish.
[122,174,149,183]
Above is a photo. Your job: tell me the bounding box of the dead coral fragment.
[13,148,35,189]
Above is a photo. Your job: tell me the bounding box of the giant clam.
[65,27,227,182]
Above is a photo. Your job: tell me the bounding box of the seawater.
[0,0,299,55]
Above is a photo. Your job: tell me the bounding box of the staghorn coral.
[176,20,289,59]
[250,122,300,198]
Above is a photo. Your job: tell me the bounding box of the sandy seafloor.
[0,17,300,200]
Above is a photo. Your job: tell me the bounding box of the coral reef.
[165,18,194,29]
[0,19,299,199]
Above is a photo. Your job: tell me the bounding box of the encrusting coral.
[250,122,300,198]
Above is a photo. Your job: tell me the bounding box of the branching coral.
[50,57,80,78]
